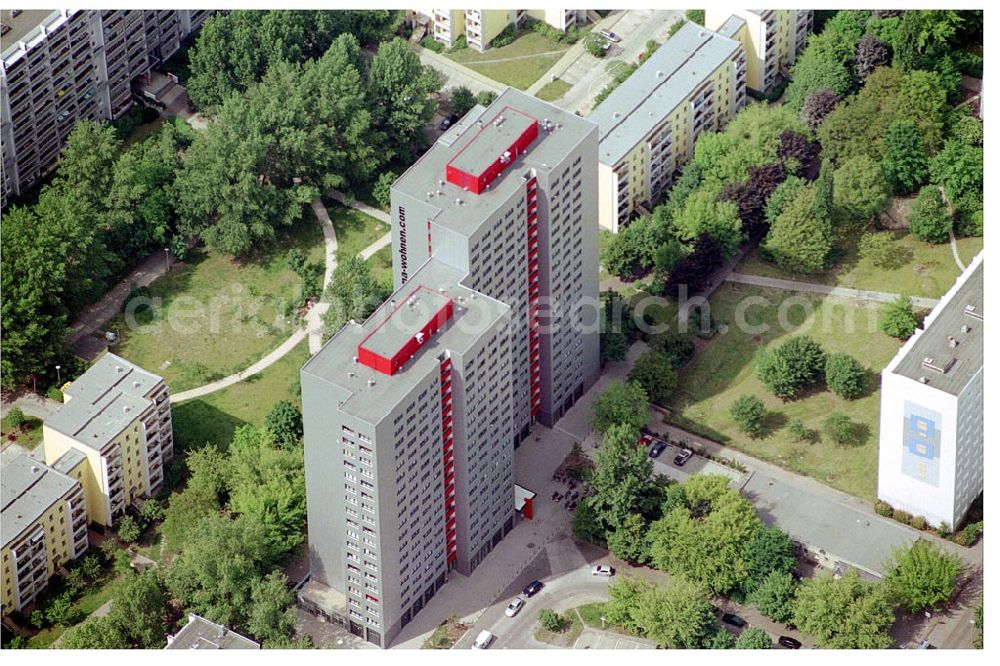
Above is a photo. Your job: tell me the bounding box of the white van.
[472,630,495,649]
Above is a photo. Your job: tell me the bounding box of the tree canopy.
[884,540,962,613]
[592,380,648,433]
[792,571,895,649]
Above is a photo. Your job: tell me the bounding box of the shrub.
[583,32,606,57]
[446,34,467,52]
[874,499,893,517]
[420,36,444,53]
[957,521,983,546]
[788,419,811,442]
[372,171,397,210]
[880,295,918,339]
[475,90,497,107]
[825,353,866,399]
[628,351,677,406]
[731,394,767,436]
[650,330,695,369]
[450,86,476,118]
[757,336,826,399]
[46,387,64,402]
[140,499,165,524]
[538,608,564,632]
[823,412,858,445]
[6,407,26,429]
[735,626,772,649]
[490,23,517,48]
[909,515,927,531]
[892,508,913,524]
[117,515,142,543]
[685,9,705,24]
[937,521,951,538]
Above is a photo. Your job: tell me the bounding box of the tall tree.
[591,380,648,433]
[882,119,929,194]
[750,571,798,623]
[246,570,298,645]
[647,475,763,595]
[832,155,891,223]
[854,35,890,80]
[672,190,743,257]
[108,571,170,648]
[761,184,833,274]
[368,39,441,161]
[884,540,962,613]
[589,423,652,530]
[627,351,677,406]
[908,186,952,244]
[635,577,717,649]
[735,627,773,649]
[793,571,895,649]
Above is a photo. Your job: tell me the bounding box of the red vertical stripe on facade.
[526,177,541,418]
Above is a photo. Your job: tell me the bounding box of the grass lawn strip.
[737,231,983,299]
[536,78,572,101]
[2,414,43,450]
[321,200,389,262]
[448,32,573,90]
[106,215,322,393]
[533,610,584,647]
[172,338,310,451]
[27,573,122,648]
[666,283,899,500]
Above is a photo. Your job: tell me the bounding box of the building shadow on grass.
[171,399,249,454]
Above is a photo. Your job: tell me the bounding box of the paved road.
[549,9,684,115]
[417,46,506,95]
[725,271,941,309]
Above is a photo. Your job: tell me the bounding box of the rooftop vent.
[415,331,425,344]
[31,465,39,474]
[948,336,959,348]
[961,324,970,333]
[133,381,140,388]
[352,356,358,363]
[918,376,929,384]
[612,111,620,119]
[115,365,124,373]
[922,357,955,374]
[124,405,131,413]
[367,379,376,387]
[964,304,983,321]
[348,372,356,378]
[656,70,663,77]
[494,115,505,127]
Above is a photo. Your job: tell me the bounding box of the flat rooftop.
[165,614,259,650]
[45,353,161,450]
[716,14,747,40]
[589,21,741,166]
[358,286,453,370]
[1,9,56,48]
[2,454,78,549]
[744,473,919,577]
[393,87,596,239]
[892,254,983,395]
[447,106,537,181]
[302,259,510,424]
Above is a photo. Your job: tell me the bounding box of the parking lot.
[642,434,748,488]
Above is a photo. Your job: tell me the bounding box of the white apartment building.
[877,253,983,531]
[0,9,212,205]
[706,9,813,93]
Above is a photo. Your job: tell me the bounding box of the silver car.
[505,597,525,617]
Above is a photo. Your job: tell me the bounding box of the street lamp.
[164,247,170,271]
[55,365,61,385]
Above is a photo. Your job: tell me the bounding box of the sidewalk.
[326,189,390,225]
[66,250,175,361]
[416,46,506,94]
[726,272,940,309]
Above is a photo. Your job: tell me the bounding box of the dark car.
[673,448,694,466]
[722,613,746,628]
[522,580,544,597]
[649,441,666,458]
[439,117,453,131]
[778,636,802,649]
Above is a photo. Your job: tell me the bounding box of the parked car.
[722,613,746,628]
[522,580,544,597]
[591,564,615,577]
[599,29,622,43]
[673,448,694,466]
[778,636,802,649]
[472,630,495,649]
[639,433,654,448]
[916,640,935,649]
[439,117,453,130]
[505,597,525,617]
[649,441,666,458]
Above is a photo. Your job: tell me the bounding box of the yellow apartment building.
[42,353,173,528]
[2,452,89,616]
[706,9,813,93]
[414,8,586,51]
[590,21,747,232]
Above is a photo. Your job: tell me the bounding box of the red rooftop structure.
[445,106,539,194]
[356,286,454,375]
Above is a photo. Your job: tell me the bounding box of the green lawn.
[738,231,983,300]
[122,117,165,148]
[106,214,323,393]
[321,201,389,261]
[665,283,902,500]
[535,78,572,102]
[533,611,584,647]
[172,338,311,452]
[574,602,641,637]
[27,574,121,648]
[2,414,43,450]
[369,244,394,291]
[448,32,572,90]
